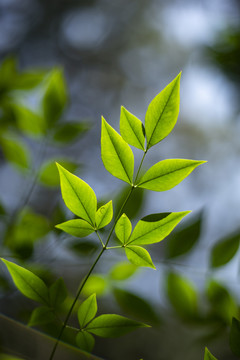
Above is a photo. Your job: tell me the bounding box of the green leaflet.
[56,219,95,238]
[78,294,97,328]
[204,347,218,360]
[109,262,137,281]
[125,245,155,269]
[49,278,68,308]
[115,213,132,244]
[230,318,240,357]
[86,314,149,337]
[95,201,113,229]
[1,259,49,305]
[145,72,181,149]
[101,117,134,184]
[57,163,97,226]
[0,136,30,170]
[210,232,240,268]
[82,275,107,297]
[126,211,190,246]
[138,159,206,191]
[76,331,95,352]
[120,106,145,150]
[39,159,78,187]
[28,306,55,327]
[14,105,46,137]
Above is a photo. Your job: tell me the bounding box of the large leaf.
[1,259,49,305]
[115,213,132,244]
[101,117,134,184]
[95,201,113,229]
[86,314,149,337]
[0,136,30,170]
[39,159,78,187]
[138,159,206,191]
[120,106,145,150]
[49,278,68,308]
[145,73,181,149]
[56,219,95,238]
[210,232,240,268]
[230,318,240,357]
[125,245,155,269]
[204,348,218,360]
[76,331,95,352]
[57,163,97,226]
[109,262,137,281]
[127,211,190,246]
[78,294,97,328]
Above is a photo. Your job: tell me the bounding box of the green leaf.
[127,211,190,246]
[115,213,132,244]
[204,348,218,360]
[0,136,30,170]
[166,272,198,319]
[210,232,240,268]
[76,331,95,352]
[145,72,181,149]
[230,318,240,357]
[95,201,113,229]
[28,306,55,327]
[138,159,206,191]
[39,159,78,187]
[42,69,67,126]
[166,211,203,258]
[101,117,134,184]
[120,106,145,150]
[1,259,49,305]
[125,246,155,269]
[82,275,107,297]
[56,219,95,238]
[86,314,149,337]
[57,163,97,226]
[109,262,137,281]
[113,288,160,325]
[49,278,68,308]
[78,294,97,328]
[14,105,46,137]
[53,122,90,144]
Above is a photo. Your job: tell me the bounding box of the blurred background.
[0,0,240,359]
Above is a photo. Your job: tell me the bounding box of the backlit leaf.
[56,219,95,238]
[101,117,134,184]
[145,73,181,149]
[109,262,137,281]
[230,318,240,357]
[125,246,155,269]
[14,105,46,137]
[204,348,218,360]
[78,294,97,328]
[138,159,206,191]
[28,306,55,327]
[120,106,145,150]
[57,163,97,226]
[95,201,113,229]
[76,331,95,352]
[1,136,30,170]
[49,278,68,308]
[39,159,78,187]
[115,213,132,244]
[210,232,240,268]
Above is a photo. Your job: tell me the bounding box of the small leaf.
[28,306,55,327]
[138,159,206,191]
[115,214,132,244]
[145,72,181,149]
[78,294,97,328]
[56,219,95,238]
[76,331,95,352]
[109,262,137,281]
[49,278,68,308]
[210,232,240,268]
[53,122,90,144]
[101,117,134,184]
[95,201,113,229]
[127,211,190,246]
[1,259,49,305]
[204,348,218,360]
[230,318,240,357]
[57,163,97,226]
[82,275,107,297]
[0,136,30,170]
[86,314,149,337]
[14,105,46,137]
[120,106,145,150]
[39,159,78,187]
[125,246,155,269]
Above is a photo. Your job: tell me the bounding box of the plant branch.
[95,230,105,248]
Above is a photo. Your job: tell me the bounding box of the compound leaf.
[95,201,113,229]
[210,232,240,268]
[115,213,132,244]
[125,246,155,269]
[76,331,95,352]
[78,294,97,328]
[120,106,145,150]
[56,219,95,238]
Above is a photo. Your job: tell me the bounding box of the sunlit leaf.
[230,317,240,357]
[204,348,218,360]
[1,259,49,305]
[101,117,134,184]
[125,246,155,269]
[76,331,95,352]
[53,122,90,144]
[138,159,206,191]
[115,213,132,244]
[82,275,107,297]
[109,262,137,281]
[14,105,46,137]
[49,278,68,308]
[210,232,240,268]
[127,211,190,245]
[78,294,97,328]
[56,219,95,238]
[57,163,97,226]
[120,106,145,150]
[95,201,113,229]
[86,314,149,337]
[145,73,181,149]
[1,136,30,170]
[28,306,55,327]
[39,159,78,187]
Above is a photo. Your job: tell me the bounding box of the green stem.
[95,231,104,248]
[106,246,123,250]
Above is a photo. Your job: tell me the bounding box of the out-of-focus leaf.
[204,348,218,360]
[210,232,240,268]
[230,317,240,357]
[78,294,97,328]
[68,240,99,257]
[0,136,30,170]
[166,272,198,319]
[49,278,68,308]
[166,211,203,258]
[39,159,78,187]
[28,306,55,327]
[125,246,156,269]
[0,58,17,94]
[113,288,160,325]
[115,213,132,244]
[53,122,90,144]
[82,275,107,297]
[95,201,113,229]
[109,262,137,281]
[14,105,46,137]
[56,219,95,238]
[76,331,95,352]
[120,106,145,150]
[115,186,145,220]
[0,201,6,216]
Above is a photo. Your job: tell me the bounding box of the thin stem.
[95,230,105,248]
[106,245,123,250]
[134,150,147,184]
